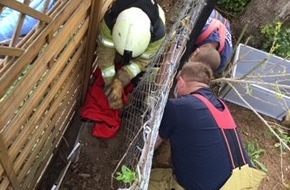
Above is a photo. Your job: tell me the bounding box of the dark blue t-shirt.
[159,88,232,190]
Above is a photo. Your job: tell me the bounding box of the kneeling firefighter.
[96,0,166,110]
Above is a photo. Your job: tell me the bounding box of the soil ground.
[38,0,290,189]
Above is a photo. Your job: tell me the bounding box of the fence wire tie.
[142,125,152,142]
[144,125,151,134]
[51,184,57,190]
[136,165,142,184]
[67,141,81,160]
[137,146,142,152]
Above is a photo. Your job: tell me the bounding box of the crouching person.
[149,61,265,190]
[189,9,234,76]
[96,0,166,110]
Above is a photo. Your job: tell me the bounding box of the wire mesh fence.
[110,0,207,189]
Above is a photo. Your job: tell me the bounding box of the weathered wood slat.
[0,0,52,23]
[21,64,82,189]
[10,31,87,170]
[0,46,24,57]
[18,63,83,186]
[0,1,69,107]
[0,164,3,178]
[12,46,86,178]
[81,0,104,103]
[0,177,11,190]
[8,0,31,47]
[21,70,81,189]
[0,1,63,75]
[0,0,88,130]
[0,136,21,190]
[0,0,105,188]
[0,0,81,99]
[101,0,113,18]
[14,0,66,49]
[4,17,89,156]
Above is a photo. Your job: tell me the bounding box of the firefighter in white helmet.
[96,0,166,110]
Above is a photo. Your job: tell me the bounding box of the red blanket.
[80,68,133,138]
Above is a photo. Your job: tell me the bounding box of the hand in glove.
[103,76,113,91]
[105,78,124,110]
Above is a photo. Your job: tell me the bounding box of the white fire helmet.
[112,7,151,58]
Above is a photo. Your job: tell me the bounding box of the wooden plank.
[0,1,67,74]
[101,0,113,19]
[19,78,81,186]
[0,0,89,130]
[4,17,89,157]
[21,68,81,188]
[0,46,24,57]
[16,0,66,49]
[23,94,79,189]
[0,0,52,23]
[0,0,65,74]
[0,0,107,188]
[0,177,11,190]
[19,83,80,185]
[0,164,3,178]
[9,30,87,164]
[2,17,88,151]
[0,136,21,190]
[81,0,103,103]
[0,0,81,98]
[14,50,83,186]
[9,0,30,47]
[18,54,83,187]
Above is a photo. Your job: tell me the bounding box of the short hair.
[190,44,221,71]
[180,61,213,85]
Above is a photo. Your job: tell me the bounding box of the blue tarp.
[0,0,54,42]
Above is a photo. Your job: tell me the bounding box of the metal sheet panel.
[220,43,290,121]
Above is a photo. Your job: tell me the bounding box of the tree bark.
[231,0,290,47]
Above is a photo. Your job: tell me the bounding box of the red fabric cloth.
[81,68,133,139]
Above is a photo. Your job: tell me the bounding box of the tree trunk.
[231,0,290,47]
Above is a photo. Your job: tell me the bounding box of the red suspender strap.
[221,129,236,168]
[234,129,247,165]
[193,94,247,167]
[196,18,227,53]
[193,94,236,129]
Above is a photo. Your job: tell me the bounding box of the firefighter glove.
[105,78,123,110]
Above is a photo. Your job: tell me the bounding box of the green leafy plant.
[246,141,268,172]
[116,165,137,185]
[217,0,250,15]
[261,21,290,58]
[265,127,290,152]
[273,128,290,152]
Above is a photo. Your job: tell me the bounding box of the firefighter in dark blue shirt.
[149,61,264,190]
[189,9,233,75]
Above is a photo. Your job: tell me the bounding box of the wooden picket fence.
[0,0,112,189]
